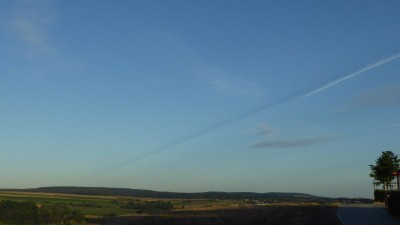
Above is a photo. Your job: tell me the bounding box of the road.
[337,203,400,225]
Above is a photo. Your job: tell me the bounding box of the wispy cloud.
[241,122,278,137]
[350,82,400,108]
[251,136,332,149]
[139,29,266,98]
[256,122,278,136]
[304,53,400,97]
[199,67,267,97]
[6,0,56,56]
[10,17,47,50]
[365,123,400,131]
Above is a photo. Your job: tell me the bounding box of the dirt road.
[337,203,400,225]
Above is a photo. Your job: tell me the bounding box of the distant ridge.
[2,186,320,200]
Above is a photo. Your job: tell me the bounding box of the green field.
[0,191,240,217]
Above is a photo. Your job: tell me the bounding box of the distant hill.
[0,186,373,203]
[2,186,319,200]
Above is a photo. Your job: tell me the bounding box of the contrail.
[80,90,304,183]
[365,122,400,131]
[304,53,400,98]
[83,52,400,182]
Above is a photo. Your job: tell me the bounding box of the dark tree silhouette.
[370,151,400,191]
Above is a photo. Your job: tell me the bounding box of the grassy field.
[0,191,341,225]
[0,191,240,217]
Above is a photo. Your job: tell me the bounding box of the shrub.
[0,201,85,225]
[0,201,39,225]
[39,204,85,224]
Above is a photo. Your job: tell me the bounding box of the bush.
[388,191,400,216]
[39,204,85,225]
[0,201,39,225]
[0,201,85,225]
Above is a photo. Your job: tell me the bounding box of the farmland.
[0,190,342,225]
[0,191,245,217]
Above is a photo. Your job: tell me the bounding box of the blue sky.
[1,0,400,198]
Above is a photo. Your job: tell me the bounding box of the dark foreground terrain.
[87,205,341,225]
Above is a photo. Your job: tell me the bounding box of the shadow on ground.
[87,205,341,225]
[338,203,400,225]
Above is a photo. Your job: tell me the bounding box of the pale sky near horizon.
[1,0,400,198]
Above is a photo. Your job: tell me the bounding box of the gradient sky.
[1,0,400,198]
